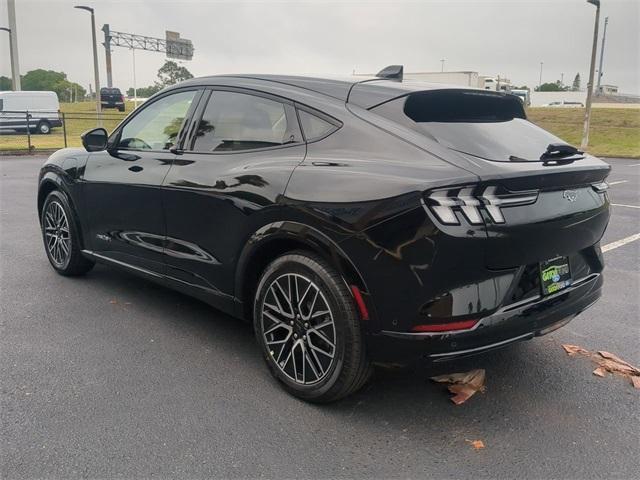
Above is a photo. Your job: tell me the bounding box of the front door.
[82,89,201,273]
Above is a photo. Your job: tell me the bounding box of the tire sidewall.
[253,254,355,400]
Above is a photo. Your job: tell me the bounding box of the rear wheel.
[254,252,371,402]
[37,121,51,134]
[41,190,94,276]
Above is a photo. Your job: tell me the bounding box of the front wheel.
[253,252,372,402]
[41,190,95,276]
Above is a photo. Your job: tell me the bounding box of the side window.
[118,90,196,150]
[0,99,3,111]
[192,91,292,152]
[298,110,336,141]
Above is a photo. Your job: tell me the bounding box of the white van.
[0,91,62,134]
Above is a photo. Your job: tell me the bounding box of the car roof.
[175,74,473,109]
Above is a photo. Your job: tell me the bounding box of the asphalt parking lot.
[1,155,638,479]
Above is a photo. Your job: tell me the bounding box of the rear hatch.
[370,88,611,269]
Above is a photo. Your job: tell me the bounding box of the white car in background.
[0,90,62,134]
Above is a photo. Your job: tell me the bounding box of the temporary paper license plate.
[540,256,572,295]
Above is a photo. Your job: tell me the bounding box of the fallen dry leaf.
[562,344,640,388]
[562,344,590,356]
[466,439,485,450]
[592,367,607,377]
[431,369,485,405]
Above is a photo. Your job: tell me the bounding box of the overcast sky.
[1,0,638,93]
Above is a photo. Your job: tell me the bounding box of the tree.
[0,76,12,90]
[572,73,581,91]
[156,60,193,87]
[20,69,86,102]
[535,81,568,92]
[126,85,162,98]
[128,61,193,98]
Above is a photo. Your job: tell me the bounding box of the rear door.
[82,88,202,273]
[161,87,305,297]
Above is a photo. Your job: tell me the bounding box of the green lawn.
[2,102,639,158]
[527,107,640,158]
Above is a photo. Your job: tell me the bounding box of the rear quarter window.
[297,109,338,141]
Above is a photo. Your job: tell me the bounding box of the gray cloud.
[1,0,638,93]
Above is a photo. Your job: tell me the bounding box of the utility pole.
[597,16,609,91]
[102,24,113,87]
[538,62,543,89]
[131,47,138,109]
[75,6,101,122]
[561,72,564,88]
[440,59,445,72]
[581,0,601,149]
[6,0,21,90]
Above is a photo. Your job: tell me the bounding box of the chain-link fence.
[0,110,127,153]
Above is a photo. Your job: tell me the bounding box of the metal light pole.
[0,27,17,90]
[131,47,138,109]
[538,62,543,89]
[597,16,609,91]
[5,0,21,90]
[75,6,101,120]
[440,59,445,72]
[581,0,601,149]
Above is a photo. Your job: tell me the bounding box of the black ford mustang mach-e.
[38,67,610,402]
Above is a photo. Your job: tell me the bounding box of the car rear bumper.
[365,272,602,363]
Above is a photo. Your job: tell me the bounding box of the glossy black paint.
[38,74,611,363]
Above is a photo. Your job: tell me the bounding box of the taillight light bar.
[425,185,538,225]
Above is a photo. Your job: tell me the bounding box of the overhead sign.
[165,31,194,61]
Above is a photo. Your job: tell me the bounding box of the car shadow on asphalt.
[77,263,614,424]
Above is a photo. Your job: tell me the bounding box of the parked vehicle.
[38,67,610,402]
[543,101,585,108]
[511,89,531,106]
[100,87,125,111]
[0,90,61,134]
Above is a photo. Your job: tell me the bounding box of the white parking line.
[602,233,640,252]
[629,163,640,167]
[612,203,640,209]
[608,180,628,186]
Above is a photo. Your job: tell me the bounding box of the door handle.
[128,165,143,173]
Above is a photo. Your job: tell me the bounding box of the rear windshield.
[101,88,121,95]
[373,89,566,162]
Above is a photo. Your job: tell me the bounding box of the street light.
[582,0,601,149]
[74,5,101,119]
[0,27,19,90]
[539,62,543,89]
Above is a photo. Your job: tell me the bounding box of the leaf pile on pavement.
[562,344,640,389]
[430,369,486,405]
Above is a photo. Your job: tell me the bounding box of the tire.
[41,190,95,276]
[253,251,372,402]
[37,121,51,135]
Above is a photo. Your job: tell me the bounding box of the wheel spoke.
[44,201,71,266]
[261,272,336,385]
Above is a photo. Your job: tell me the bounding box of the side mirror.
[81,127,108,152]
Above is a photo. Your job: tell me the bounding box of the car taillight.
[425,185,538,225]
